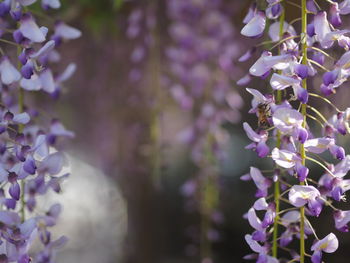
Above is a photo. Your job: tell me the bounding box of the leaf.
[113,0,123,10]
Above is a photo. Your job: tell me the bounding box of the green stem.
[200,133,218,262]
[272,6,285,258]
[300,0,307,261]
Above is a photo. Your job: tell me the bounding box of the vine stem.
[272,4,285,258]
[300,0,307,262]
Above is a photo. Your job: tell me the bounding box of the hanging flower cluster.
[166,0,242,259]
[0,0,80,262]
[126,5,156,83]
[240,0,350,262]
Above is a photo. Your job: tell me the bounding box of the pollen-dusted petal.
[289,185,321,208]
[311,233,338,253]
[271,148,297,168]
[272,107,304,134]
[304,137,334,154]
[241,11,266,38]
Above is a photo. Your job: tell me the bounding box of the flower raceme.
[0,0,80,262]
[240,0,350,262]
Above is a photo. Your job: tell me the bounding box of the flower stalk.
[240,0,350,261]
[300,0,307,261]
[272,3,285,258]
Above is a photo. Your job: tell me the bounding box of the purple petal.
[296,163,309,182]
[0,211,21,225]
[241,11,266,38]
[323,70,338,85]
[39,69,55,93]
[21,60,34,79]
[42,0,61,9]
[256,141,269,158]
[19,14,46,43]
[54,21,81,40]
[13,112,30,124]
[311,251,322,263]
[30,40,55,58]
[0,57,21,85]
[295,64,309,79]
[23,156,36,175]
[308,199,323,217]
[9,182,20,201]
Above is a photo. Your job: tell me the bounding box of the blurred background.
[44,0,350,262]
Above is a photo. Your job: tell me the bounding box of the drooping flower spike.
[240,0,350,262]
[0,0,80,262]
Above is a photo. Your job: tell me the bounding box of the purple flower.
[19,13,46,43]
[340,0,350,15]
[249,52,293,77]
[0,57,21,85]
[243,122,269,158]
[330,3,342,27]
[42,0,61,9]
[311,233,338,263]
[249,167,272,197]
[241,11,266,38]
[289,185,321,208]
[271,148,300,169]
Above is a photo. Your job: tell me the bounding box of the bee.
[257,102,272,129]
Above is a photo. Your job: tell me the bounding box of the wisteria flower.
[311,233,338,263]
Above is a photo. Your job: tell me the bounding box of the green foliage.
[60,0,124,33]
